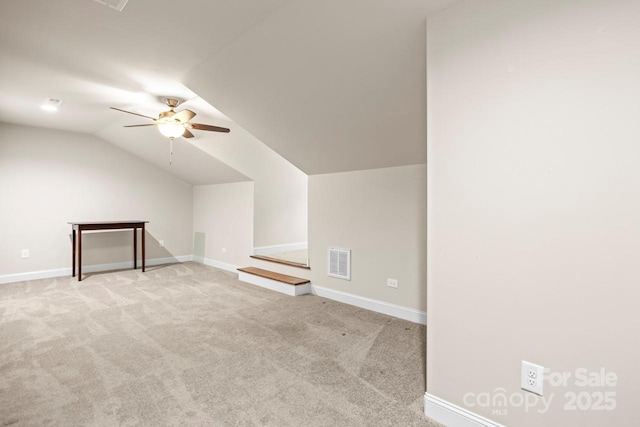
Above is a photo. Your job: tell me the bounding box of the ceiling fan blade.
[110,107,156,120]
[123,124,157,127]
[190,123,231,133]
[183,129,195,138]
[173,109,196,123]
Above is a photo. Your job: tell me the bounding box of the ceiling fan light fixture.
[111,98,231,147]
[158,122,185,139]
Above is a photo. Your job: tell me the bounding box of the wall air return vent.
[93,0,129,12]
[328,247,351,281]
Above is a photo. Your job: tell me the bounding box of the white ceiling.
[185,0,461,174]
[0,0,460,179]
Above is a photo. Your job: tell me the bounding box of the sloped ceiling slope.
[0,0,284,185]
[0,0,460,179]
[97,118,250,186]
[0,0,288,133]
[186,0,460,175]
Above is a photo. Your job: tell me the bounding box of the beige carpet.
[0,262,439,427]
[266,248,308,266]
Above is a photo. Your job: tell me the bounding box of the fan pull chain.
[169,138,174,165]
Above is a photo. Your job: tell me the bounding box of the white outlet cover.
[521,360,544,396]
[387,278,398,288]
[21,249,29,259]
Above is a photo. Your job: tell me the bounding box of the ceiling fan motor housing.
[164,98,181,109]
[158,110,177,120]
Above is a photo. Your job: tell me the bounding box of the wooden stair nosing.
[237,267,310,286]
[250,255,310,270]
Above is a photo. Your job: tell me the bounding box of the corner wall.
[0,123,193,278]
[309,164,427,314]
[427,1,639,425]
[193,182,254,269]
[195,125,307,248]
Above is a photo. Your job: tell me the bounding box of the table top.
[68,220,148,225]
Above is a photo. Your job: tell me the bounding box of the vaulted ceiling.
[0,0,460,181]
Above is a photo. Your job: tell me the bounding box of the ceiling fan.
[110,98,230,164]
[110,98,230,140]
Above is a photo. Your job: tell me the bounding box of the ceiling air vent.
[93,0,129,12]
[328,247,351,281]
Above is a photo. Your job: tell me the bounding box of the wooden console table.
[69,221,148,281]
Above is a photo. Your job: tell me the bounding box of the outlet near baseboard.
[521,360,544,395]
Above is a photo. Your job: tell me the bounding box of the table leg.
[142,223,146,272]
[78,228,82,282]
[134,228,137,270]
[72,228,76,277]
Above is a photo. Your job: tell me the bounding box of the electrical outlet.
[21,249,29,259]
[159,240,165,248]
[521,361,544,396]
[221,248,227,253]
[387,278,398,288]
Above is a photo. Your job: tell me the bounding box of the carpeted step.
[249,255,310,270]
[237,267,311,296]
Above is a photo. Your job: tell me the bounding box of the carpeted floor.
[265,249,308,266]
[0,262,439,427]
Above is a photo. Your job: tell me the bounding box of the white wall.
[193,182,254,269]
[309,165,426,312]
[0,123,193,277]
[427,1,639,425]
[196,125,307,248]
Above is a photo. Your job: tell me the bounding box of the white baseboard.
[0,267,70,285]
[234,262,424,323]
[424,393,505,427]
[310,285,427,325]
[238,271,311,296]
[201,257,238,274]
[252,242,308,256]
[0,255,193,285]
